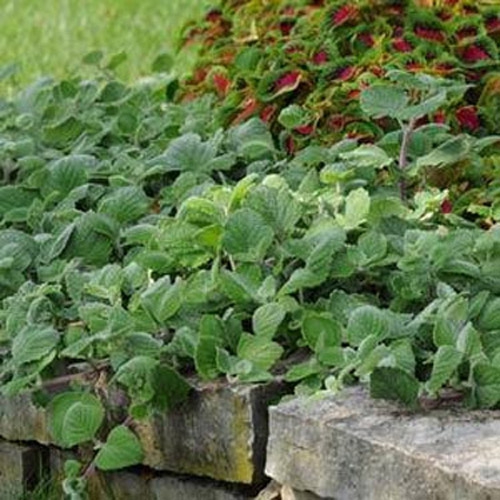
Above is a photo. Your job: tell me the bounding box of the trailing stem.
[398,118,417,201]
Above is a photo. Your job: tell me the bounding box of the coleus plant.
[179,0,500,147]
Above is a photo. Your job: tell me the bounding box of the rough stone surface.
[266,386,500,500]
[256,481,324,500]
[280,485,326,500]
[0,440,47,498]
[0,393,49,443]
[150,475,250,499]
[0,380,284,484]
[135,381,284,484]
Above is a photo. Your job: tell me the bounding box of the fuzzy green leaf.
[416,135,471,169]
[237,333,283,371]
[252,302,286,339]
[426,346,462,394]
[360,85,408,119]
[347,306,389,347]
[95,426,144,471]
[336,188,370,230]
[195,315,225,380]
[12,325,59,366]
[370,367,419,407]
[61,400,105,447]
[222,208,274,261]
[473,363,500,408]
[48,392,103,448]
[140,277,184,325]
[301,312,342,351]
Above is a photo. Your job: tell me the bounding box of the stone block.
[0,393,49,443]
[0,440,47,498]
[0,380,284,484]
[256,481,324,500]
[266,386,500,500]
[150,475,249,499]
[50,448,253,500]
[280,485,326,500]
[135,381,284,484]
[94,471,151,500]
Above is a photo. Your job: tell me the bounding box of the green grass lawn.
[0,0,214,92]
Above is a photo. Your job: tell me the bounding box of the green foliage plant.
[1,2,500,497]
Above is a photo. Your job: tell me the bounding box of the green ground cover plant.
[1,0,500,496]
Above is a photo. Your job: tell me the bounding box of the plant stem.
[42,361,109,390]
[42,372,89,390]
[398,118,417,201]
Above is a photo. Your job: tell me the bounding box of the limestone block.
[150,475,249,499]
[0,382,284,484]
[0,380,284,484]
[0,440,47,498]
[87,470,151,500]
[0,393,49,443]
[256,481,324,500]
[135,381,284,484]
[280,484,326,500]
[266,386,500,500]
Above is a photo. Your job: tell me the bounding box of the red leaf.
[414,26,446,43]
[312,50,329,65]
[370,66,385,78]
[434,62,454,75]
[332,66,356,81]
[486,17,500,34]
[438,11,453,22]
[213,73,231,95]
[464,5,478,15]
[434,110,446,124]
[456,105,480,131]
[285,135,296,154]
[440,199,453,214]
[393,26,404,37]
[275,71,301,92]
[461,45,491,63]
[294,124,314,136]
[233,98,259,124]
[392,38,413,52]
[332,5,358,27]
[357,32,374,48]
[260,105,277,124]
[406,61,423,71]
[279,20,295,36]
[328,114,346,131]
[347,89,361,100]
[456,27,477,41]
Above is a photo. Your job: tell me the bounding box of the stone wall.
[0,380,283,499]
[2,384,500,499]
